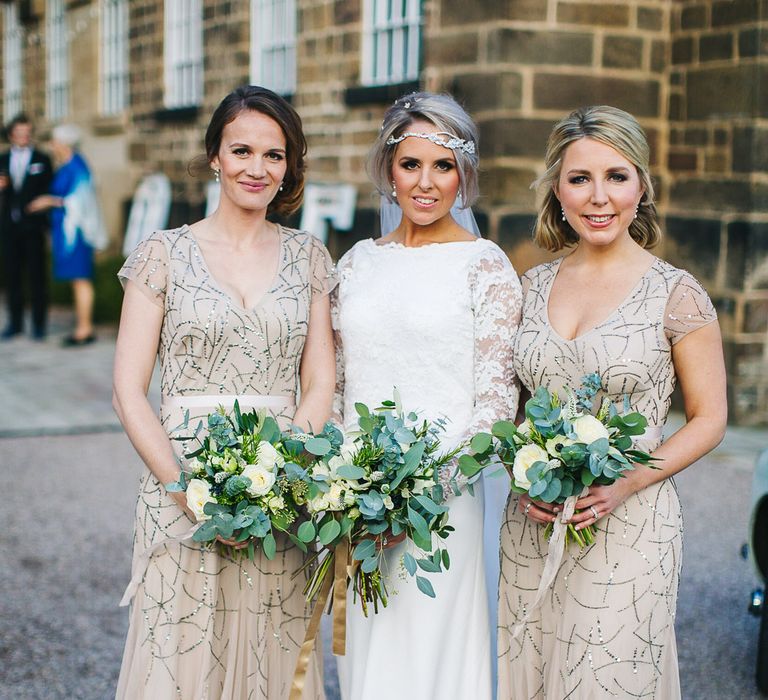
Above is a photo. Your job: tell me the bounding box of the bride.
[332,92,522,699]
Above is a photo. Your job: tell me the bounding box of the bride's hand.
[216,535,250,549]
[518,494,558,525]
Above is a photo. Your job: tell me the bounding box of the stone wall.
[664,0,768,424]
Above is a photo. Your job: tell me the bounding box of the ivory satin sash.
[119,393,295,607]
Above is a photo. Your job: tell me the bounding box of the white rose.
[256,441,284,471]
[339,440,359,463]
[311,462,331,480]
[242,464,277,496]
[327,482,346,511]
[308,493,330,513]
[268,495,285,511]
[186,478,216,521]
[343,490,357,506]
[512,444,549,490]
[327,454,347,478]
[571,415,610,445]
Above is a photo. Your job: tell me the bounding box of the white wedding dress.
[332,237,522,700]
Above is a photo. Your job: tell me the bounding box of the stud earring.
[391,182,397,198]
[279,183,284,192]
[561,208,566,222]
[214,169,220,183]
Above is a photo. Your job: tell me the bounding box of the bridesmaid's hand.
[518,494,558,525]
[569,477,638,530]
[216,535,250,549]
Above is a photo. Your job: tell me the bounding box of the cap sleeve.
[117,233,168,308]
[664,270,717,345]
[308,234,338,299]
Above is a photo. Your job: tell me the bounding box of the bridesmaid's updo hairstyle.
[204,85,307,216]
[368,92,480,208]
[533,105,661,252]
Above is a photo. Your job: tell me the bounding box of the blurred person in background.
[0,113,53,340]
[28,124,105,346]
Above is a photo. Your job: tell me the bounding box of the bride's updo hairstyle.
[368,92,480,208]
[533,105,661,252]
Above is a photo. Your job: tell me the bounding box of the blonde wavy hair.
[533,105,661,252]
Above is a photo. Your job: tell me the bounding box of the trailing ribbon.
[290,543,353,699]
[119,523,200,606]
[511,488,585,639]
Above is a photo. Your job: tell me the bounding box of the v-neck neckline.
[183,223,284,313]
[544,256,659,343]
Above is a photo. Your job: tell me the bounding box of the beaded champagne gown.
[332,238,522,700]
[497,257,718,700]
[115,224,335,699]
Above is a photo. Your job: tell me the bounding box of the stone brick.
[487,29,593,66]
[744,300,768,334]
[479,167,538,207]
[714,128,729,145]
[680,4,708,30]
[712,0,760,27]
[671,179,755,213]
[637,7,663,32]
[699,32,734,62]
[450,73,523,113]
[733,126,768,173]
[705,151,728,173]
[533,74,660,118]
[667,150,697,171]
[603,35,644,70]
[651,40,667,73]
[334,0,359,24]
[478,118,555,159]
[738,28,768,57]
[686,65,761,119]
[497,213,538,248]
[684,128,708,146]
[672,36,694,64]
[664,216,721,284]
[440,0,507,26]
[557,2,629,27]
[425,34,479,65]
[727,221,768,289]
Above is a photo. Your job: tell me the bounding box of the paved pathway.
[0,308,766,699]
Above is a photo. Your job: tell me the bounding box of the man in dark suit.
[0,114,54,340]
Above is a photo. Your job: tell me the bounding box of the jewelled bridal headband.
[385,131,476,155]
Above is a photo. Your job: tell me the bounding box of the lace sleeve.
[664,270,717,345]
[117,233,168,307]
[442,245,523,494]
[330,250,354,426]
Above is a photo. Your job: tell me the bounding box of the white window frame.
[362,0,422,86]
[164,0,202,108]
[250,0,297,96]
[99,0,129,115]
[46,0,69,120]
[2,4,23,121]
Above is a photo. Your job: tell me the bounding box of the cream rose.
[512,444,549,490]
[308,493,330,514]
[186,478,216,521]
[242,464,276,496]
[326,482,346,511]
[256,441,284,471]
[571,415,610,444]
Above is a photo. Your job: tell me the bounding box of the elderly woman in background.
[28,124,104,346]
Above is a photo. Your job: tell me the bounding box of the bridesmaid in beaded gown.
[113,87,335,699]
[497,106,727,699]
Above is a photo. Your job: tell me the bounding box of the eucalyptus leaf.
[415,575,436,598]
[337,464,366,479]
[413,495,448,515]
[353,539,376,561]
[355,402,370,418]
[458,454,483,477]
[297,521,316,543]
[416,557,441,573]
[319,519,342,545]
[262,531,276,560]
[403,551,417,576]
[361,556,379,573]
[305,437,333,456]
[441,548,451,570]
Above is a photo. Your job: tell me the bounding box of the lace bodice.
[332,237,522,462]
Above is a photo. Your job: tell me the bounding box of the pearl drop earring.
[561,208,566,221]
[634,205,639,219]
[214,169,220,183]
[391,182,397,198]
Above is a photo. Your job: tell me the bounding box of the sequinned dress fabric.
[497,257,717,700]
[332,238,522,700]
[115,225,336,700]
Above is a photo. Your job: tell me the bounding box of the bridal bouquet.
[459,373,659,547]
[298,392,462,617]
[166,403,314,560]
